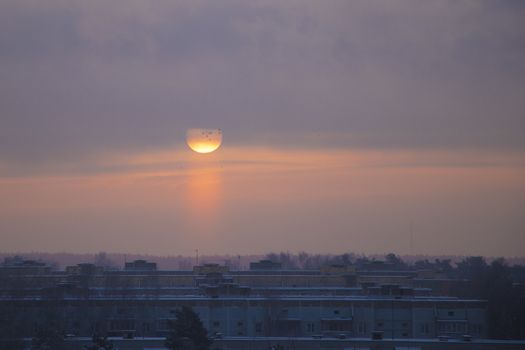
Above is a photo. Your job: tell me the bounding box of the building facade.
[0,259,488,343]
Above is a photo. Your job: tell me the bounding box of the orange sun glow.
[186,128,222,153]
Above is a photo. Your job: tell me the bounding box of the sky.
[1,0,524,257]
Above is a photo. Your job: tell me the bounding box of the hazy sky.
[1,1,524,256]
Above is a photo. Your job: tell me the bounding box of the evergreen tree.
[165,306,212,350]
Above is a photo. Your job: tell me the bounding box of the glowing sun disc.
[186,128,222,153]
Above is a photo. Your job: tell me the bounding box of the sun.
[186,128,222,154]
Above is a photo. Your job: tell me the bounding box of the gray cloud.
[1,0,524,166]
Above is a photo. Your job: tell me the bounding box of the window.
[255,322,262,333]
[110,319,135,331]
[438,321,465,334]
[470,323,482,334]
[306,322,315,333]
[358,321,367,334]
[157,319,174,331]
[420,323,429,334]
[334,310,340,315]
[448,311,454,317]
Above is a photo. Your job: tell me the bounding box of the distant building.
[124,259,157,271]
[0,258,493,347]
[193,263,229,274]
[320,264,356,275]
[65,263,104,275]
[250,259,282,270]
[0,257,52,276]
